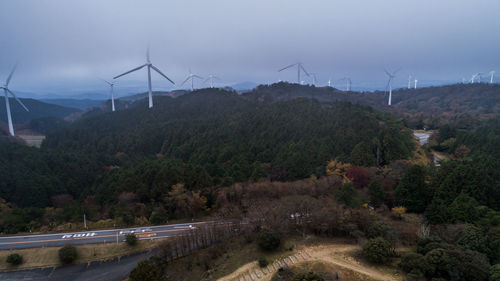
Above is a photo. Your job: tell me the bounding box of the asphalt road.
[0,221,209,250]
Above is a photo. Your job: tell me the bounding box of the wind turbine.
[414,79,418,89]
[338,77,351,91]
[181,69,203,91]
[471,73,482,84]
[384,68,400,106]
[103,80,116,112]
[327,78,332,87]
[204,74,219,88]
[407,74,412,89]
[0,65,29,136]
[490,71,495,84]
[310,73,318,86]
[278,62,309,84]
[113,48,174,108]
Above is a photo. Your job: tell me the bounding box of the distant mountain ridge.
[0,98,80,125]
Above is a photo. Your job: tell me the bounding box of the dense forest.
[0,88,415,233]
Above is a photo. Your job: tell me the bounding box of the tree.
[129,260,163,281]
[59,245,78,264]
[350,141,377,166]
[126,233,138,246]
[368,180,386,208]
[291,271,325,281]
[458,224,487,253]
[490,264,500,281]
[257,229,281,251]
[6,253,23,265]
[258,257,268,267]
[362,237,394,264]
[395,165,430,213]
[335,182,361,208]
[399,252,429,274]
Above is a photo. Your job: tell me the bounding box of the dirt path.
[217,244,403,281]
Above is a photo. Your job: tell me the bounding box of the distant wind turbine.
[490,71,495,84]
[103,80,116,112]
[204,74,219,88]
[407,75,412,89]
[0,65,29,136]
[384,68,400,106]
[471,73,482,84]
[181,69,203,91]
[113,48,174,108]
[414,79,418,89]
[278,62,310,84]
[327,78,332,87]
[338,77,351,91]
[309,73,318,86]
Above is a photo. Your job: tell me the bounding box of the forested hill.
[243,82,500,129]
[0,98,80,125]
[389,83,500,129]
[43,88,414,169]
[243,82,389,111]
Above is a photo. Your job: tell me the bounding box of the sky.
[0,0,499,97]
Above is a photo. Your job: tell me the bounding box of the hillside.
[41,98,104,110]
[0,98,80,125]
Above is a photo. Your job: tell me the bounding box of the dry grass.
[0,239,163,271]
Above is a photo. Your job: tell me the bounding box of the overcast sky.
[1,0,499,96]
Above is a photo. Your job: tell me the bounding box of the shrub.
[126,233,138,246]
[405,269,425,281]
[257,229,281,251]
[362,237,394,264]
[59,245,78,264]
[368,180,386,208]
[458,224,487,253]
[258,257,268,267]
[129,260,163,281]
[6,253,23,265]
[291,271,325,281]
[367,220,390,239]
[490,264,500,281]
[399,252,429,274]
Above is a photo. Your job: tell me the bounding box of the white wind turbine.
[0,65,29,136]
[103,80,116,112]
[310,73,318,86]
[327,78,332,87]
[384,68,400,106]
[490,71,495,84]
[471,73,482,84]
[414,79,418,89]
[407,74,412,89]
[181,69,203,91]
[338,77,351,91]
[204,74,219,88]
[278,62,310,84]
[113,48,174,108]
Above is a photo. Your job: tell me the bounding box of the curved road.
[0,221,210,250]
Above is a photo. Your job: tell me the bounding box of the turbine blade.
[102,79,112,85]
[278,63,297,72]
[7,88,29,112]
[384,69,391,77]
[393,67,402,75]
[113,64,148,79]
[150,65,175,84]
[193,75,204,79]
[5,64,18,87]
[300,64,310,76]
[180,76,191,86]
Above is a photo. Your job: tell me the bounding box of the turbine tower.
[327,78,332,87]
[490,71,495,84]
[204,74,219,88]
[103,80,116,112]
[0,65,29,136]
[408,75,412,89]
[181,69,203,91]
[278,62,310,84]
[384,68,400,106]
[113,48,174,108]
[414,79,418,89]
[339,77,351,91]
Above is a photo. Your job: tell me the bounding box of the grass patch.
[0,239,162,271]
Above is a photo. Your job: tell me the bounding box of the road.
[0,221,210,250]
